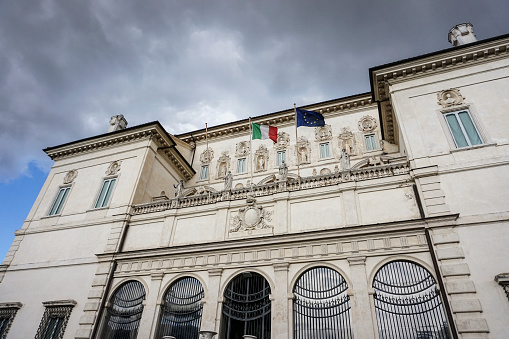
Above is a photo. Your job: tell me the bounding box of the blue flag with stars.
[296,108,325,127]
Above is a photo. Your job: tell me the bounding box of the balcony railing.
[132,162,410,215]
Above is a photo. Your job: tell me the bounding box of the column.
[137,272,164,338]
[272,262,290,339]
[347,256,376,339]
[201,268,223,332]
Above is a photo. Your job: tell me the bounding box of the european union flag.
[296,108,325,127]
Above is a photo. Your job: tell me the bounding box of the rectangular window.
[94,178,116,208]
[237,158,246,173]
[319,143,331,159]
[277,151,286,166]
[444,110,482,148]
[48,187,71,216]
[0,303,22,338]
[199,165,209,180]
[364,134,377,151]
[35,301,75,339]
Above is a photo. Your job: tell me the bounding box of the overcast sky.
[1,0,508,259]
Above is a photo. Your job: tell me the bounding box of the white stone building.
[1,24,508,339]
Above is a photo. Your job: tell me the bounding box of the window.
[94,178,116,208]
[237,158,246,173]
[199,165,209,180]
[0,302,22,338]
[277,151,286,166]
[319,143,331,159]
[364,134,377,151]
[35,300,75,339]
[444,110,482,148]
[48,187,71,216]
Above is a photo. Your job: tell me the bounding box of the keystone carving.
[230,194,273,233]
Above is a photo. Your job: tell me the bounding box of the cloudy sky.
[1,0,508,259]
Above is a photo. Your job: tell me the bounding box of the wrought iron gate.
[100,280,146,339]
[293,266,353,339]
[155,277,205,339]
[220,272,271,339]
[373,260,450,339]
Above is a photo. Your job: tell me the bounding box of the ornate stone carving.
[296,137,311,164]
[235,141,250,157]
[230,195,273,233]
[438,88,465,108]
[358,115,378,132]
[274,132,290,151]
[216,151,230,179]
[320,168,331,175]
[200,148,214,164]
[340,149,350,170]
[338,127,355,155]
[315,125,332,141]
[254,145,269,172]
[63,169,78,184]
[224,171,233,191]
[105,161,121,176]
[234,183,244,189]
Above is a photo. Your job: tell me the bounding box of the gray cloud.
[1,0,508,180]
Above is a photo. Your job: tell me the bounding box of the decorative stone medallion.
[358,115,378,132]
[437,88,465,108]
[274,132,290,151]
[63,169,78,184]
[230,194,273,233]
[200,148,214,164]
[105,161,121,176]
[315,125,332,141]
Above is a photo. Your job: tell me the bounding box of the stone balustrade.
[132,162,410,215]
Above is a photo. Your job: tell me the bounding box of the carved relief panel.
[254,145,269,172]
[274,132,290,151]
[63,169,78,184]
[106,161,121,176]
[229,194,273,236]
[358,116,378,133]
[437,88,465,108]
[216,151,231,179]
[200,148,214,164]
[338,127,356,155]
[235,141,250,157]
[296,137,311,164]
[315,125,332,141]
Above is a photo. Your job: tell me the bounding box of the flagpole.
[205,122,211,200]
[294,104,301,186]
[249,117,254,191]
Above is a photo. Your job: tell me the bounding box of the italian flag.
[252,123,278,143]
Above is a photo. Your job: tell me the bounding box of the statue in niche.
[258,156,266,171]
[340,149,350,170]
[224,171,233,191]
[299,146,308,163]
[338,127,355,155]
[174,180,184,198]
[254,144,268,172]
[278,160,288,181]
[219,163,227,177]
[216,151,230,179]
[296,137,310,164]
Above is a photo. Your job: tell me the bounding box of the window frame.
[0,302,22,338]
[47,186,72,216]
[199,164,209,181]
[318,142,332,160]
[94,177,117,209]
[237,157,247,174]
[443,109,483,148]
[34,300,76,339]
[276,150,286,166]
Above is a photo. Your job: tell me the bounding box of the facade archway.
[99,280,146,339]
[292,266,353,339]
[220,272,271,339]
[373,260,451,339]
[155,276,205,339]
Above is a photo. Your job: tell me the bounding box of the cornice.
[371,36,509,102]
[176,94,375,144]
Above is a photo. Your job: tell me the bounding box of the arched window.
[373,260,451,339]
[155,277,205,339]
[220,272,271,339]
[293,266,353,339]
[100,280,146,339]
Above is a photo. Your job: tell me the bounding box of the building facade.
[1,26,509,339]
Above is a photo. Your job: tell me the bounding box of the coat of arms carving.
[200,148,214,164]
[358,116,378,132]
[274,132,290,151]
[315,125,332,141]
[437,88,464,108]
[236,142,250,157]
[230,194,273,233]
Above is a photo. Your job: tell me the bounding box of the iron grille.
[100,280,146,339]
[373,260,451,339]
[0,307,19,339]
[221,272,271,339]
[155,277,205,339]
[293,266,353,339]
[34,305,74,339]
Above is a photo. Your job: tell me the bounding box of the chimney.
[108,115,128,132]
[448,23,477,46]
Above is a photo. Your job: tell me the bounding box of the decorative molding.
[437,88,465,108]
[275,131,290,151]
[63,170,78,184]
[200,148,214,164]
[105,161,121,176]
[315,125,332,142]
[358,115,378,133]
[229,194,273,233]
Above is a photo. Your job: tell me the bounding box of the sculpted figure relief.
[278,160,288,181]
[224,171,233,191]
[174,180,184,198]
[340,149,350,170]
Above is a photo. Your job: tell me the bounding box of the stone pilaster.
[272,262,289,339]
[347,256,376,339]
[201,268,223,332]
[137,272,164,338]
